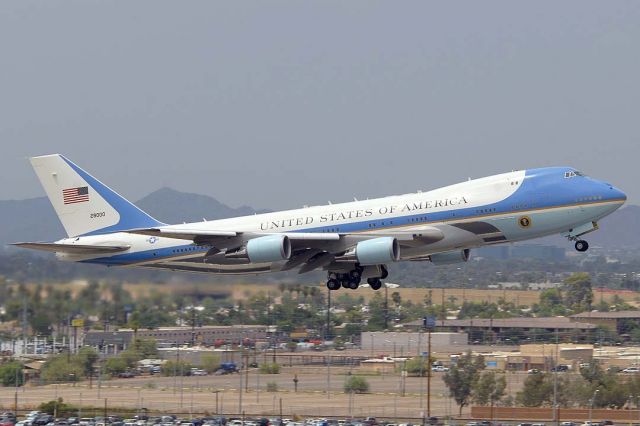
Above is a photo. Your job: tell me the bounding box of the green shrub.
[266,381,278,392]
[161,360,193,376]
[200,353,221,374]
[344,376,370,394]
[38,398,77,416]
[259,363,281,374]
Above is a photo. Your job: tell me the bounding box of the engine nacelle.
[430,249,470,265]
[246,235,292,263]
[356,237,400,265]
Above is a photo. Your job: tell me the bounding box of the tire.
[380,265,389,279]
[367,278,382,290]
[575,240,589,252]
[348,279,359,290]
[326,279,339,290]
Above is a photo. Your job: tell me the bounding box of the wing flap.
[11,242,131,254]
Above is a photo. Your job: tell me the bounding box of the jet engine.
[355,237,400,265]
[430,249,470,265]
[245,235,292,263]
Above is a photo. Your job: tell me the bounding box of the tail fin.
[30,154,165,237]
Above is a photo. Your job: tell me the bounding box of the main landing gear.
[326,265,388,291]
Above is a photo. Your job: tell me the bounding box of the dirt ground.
[0,366,532,419]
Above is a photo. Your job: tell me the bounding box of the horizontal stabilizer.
[11,242,130,254]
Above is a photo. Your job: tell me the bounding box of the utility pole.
[326,287,332,340]
[427,327,432,418]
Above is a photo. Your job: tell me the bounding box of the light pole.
[589,389,600,425]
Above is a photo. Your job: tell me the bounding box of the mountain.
[136,187,271,224]
[0,188,269,246]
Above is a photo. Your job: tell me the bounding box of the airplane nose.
[605,184,627,203]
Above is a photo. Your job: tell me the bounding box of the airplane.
[12,154,627,291]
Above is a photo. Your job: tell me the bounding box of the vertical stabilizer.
[29,154,164,237]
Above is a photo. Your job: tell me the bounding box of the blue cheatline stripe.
[82,244,208,266]
[82,166,625,266]
[61,155,165,236]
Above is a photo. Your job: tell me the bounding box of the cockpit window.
[564,170,585,178]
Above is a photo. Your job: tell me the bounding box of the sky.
[0,1,638,210]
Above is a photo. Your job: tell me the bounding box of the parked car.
[550,365,569,372]
[431,366,449,372]
[623,367,640,373]
[527,368,541,374]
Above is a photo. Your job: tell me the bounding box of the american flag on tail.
[62,186,89,204]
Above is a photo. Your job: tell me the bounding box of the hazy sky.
[1,1,638,210]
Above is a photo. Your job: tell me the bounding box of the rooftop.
[404,316,596,330]
[571,310,640,319]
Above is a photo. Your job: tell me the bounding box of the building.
[570,311,640,334]
[84,325,268,353]
[480,343,593,371]
[403,316,597,344]
[360,331,468,357]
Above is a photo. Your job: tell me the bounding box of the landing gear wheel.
[575,240,589,252]
[326,279,340,291]
[367,278,382,290]
[380,265,389,280]
[341,280,350,289]
[348,279,360,290]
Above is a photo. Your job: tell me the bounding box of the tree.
[473,371,506,406]
[367,294,387,330]
[0,361,24,387]
[391,292,402,309]
[104,357,128,375]
[564,273,593,312]
[516,373,553,407]
[41,356,85,383]
[77,347,98,377]
[443,352,485,415]
[344,376,370,394]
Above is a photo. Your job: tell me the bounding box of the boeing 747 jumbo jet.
[13,155,626,291]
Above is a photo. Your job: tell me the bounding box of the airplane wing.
[127,226,442,245]
[127,227,342,243]
[11,242,131,254]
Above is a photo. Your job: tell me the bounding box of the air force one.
[13,154,626,291]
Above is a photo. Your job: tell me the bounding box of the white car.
[623,367,640,373]
[431,365,449,372]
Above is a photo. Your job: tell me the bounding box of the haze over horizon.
[1,1,638,210]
